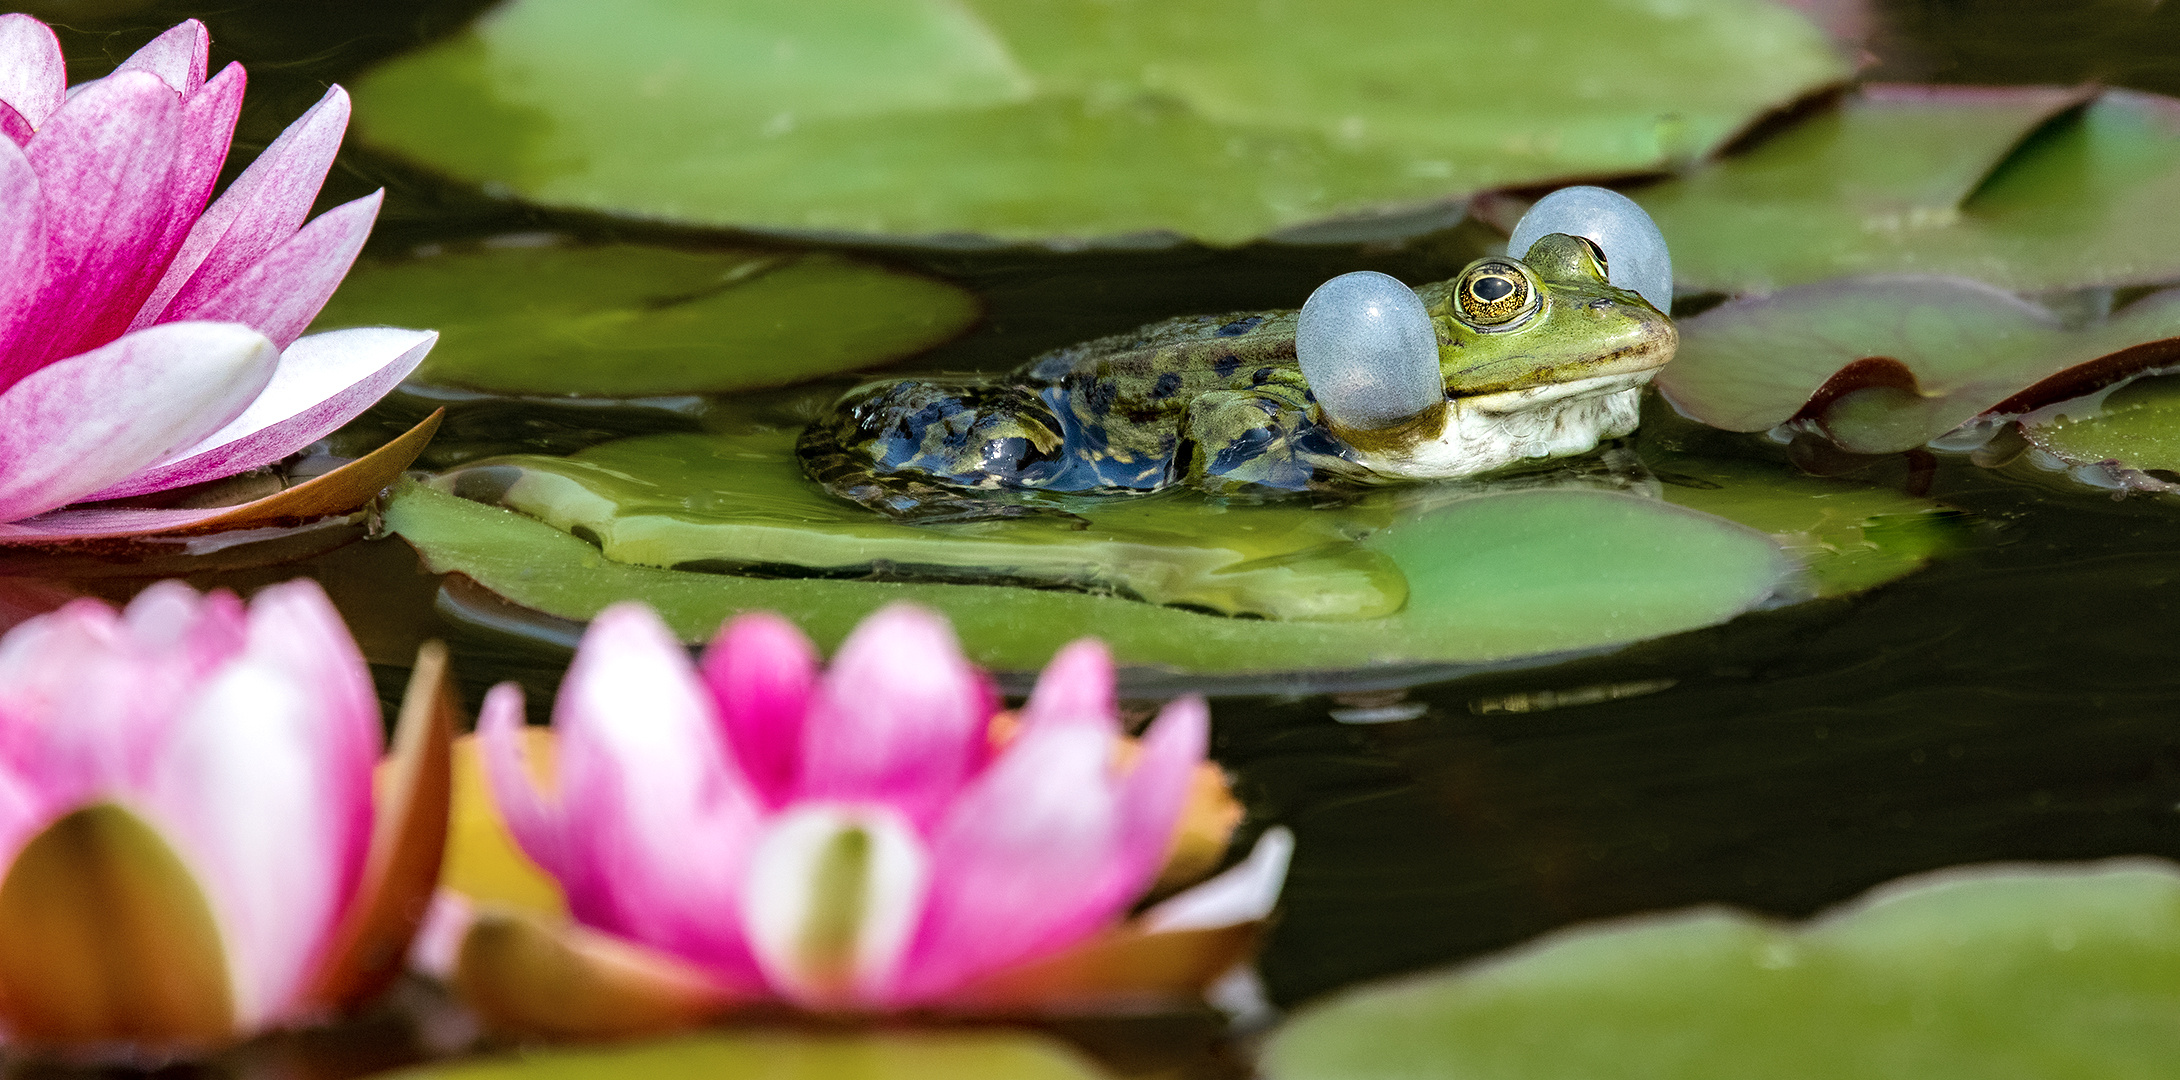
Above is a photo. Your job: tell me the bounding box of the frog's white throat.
[1351,370,1656,479]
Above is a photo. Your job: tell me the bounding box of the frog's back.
[1017,310,1307,487]
[796,308,1314,521]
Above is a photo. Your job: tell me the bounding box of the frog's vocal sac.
[798,233,1677,523]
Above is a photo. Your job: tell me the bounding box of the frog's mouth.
[1351,369,1659,480]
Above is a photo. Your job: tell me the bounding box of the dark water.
[11,1,2180,1076]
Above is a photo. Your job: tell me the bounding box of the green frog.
[798,233,1676,522]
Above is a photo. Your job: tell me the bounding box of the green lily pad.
[349,0,1847,246]
[446,430,1408,621]
[1641,88,2180,293]
[308,242,978,397]
[1650,453,1958,598]
[377,1030,1109,1080]
[382,476,1791,675]
[1262,860,2180,1080]
[2019,371,2180,493]
[1658,278,2180,454]
[449,420,1949,617]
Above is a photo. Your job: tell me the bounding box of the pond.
[9,0,2180,1077]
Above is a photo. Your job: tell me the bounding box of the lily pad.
[2019,370,2180,493]
[1261,860,2180,1080]
[378,1031,1110,1080]
[1641,88,2180,293]
[1658,278,2180,454]
[307,242,978,398]
[1650,453,1958,598]
[381,477,1791,675]
[349,0,1847,246]
[448,429,1427,621]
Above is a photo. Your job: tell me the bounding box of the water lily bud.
[1298,271,1442,431]
[448,602,1293,1035]
[1508,185,1675,313]
[0,580,453,1055]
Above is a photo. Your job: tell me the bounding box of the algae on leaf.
[1263,860,2180,1080]
[1643,88,2180,293]
[308,242,978,398]
[350,0,1847,245]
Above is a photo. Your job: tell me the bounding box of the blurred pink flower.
[0,580,452,1053]
[469,603,1286,1021]
[0,16,434,527]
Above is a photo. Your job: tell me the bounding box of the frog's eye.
[1507,185,1673,313]
[1456,263,1535,328]
[1297,271,1441,432]
[1577,236,1608,274]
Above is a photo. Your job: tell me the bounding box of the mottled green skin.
[799,235,1674,522]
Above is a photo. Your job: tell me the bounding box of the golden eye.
[1458,263,1534,327]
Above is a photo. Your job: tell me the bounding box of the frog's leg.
[798,380,1081,524]
[1175,380,1343,494]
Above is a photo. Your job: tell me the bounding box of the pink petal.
[700,612,818,807]
[129,61,247,317]
[12,71,188,376]
[0,597,178,805]
[0,15,63,129]
[1107,697,1213,903]
[0,758,52,881]
[120,579,249,682]
[136,86,350,330]
[895,717,1130,1004]
[161,188,377,349]
[235,579,380,908]
[84,326,435,501]
[0,321,277,522]
[552,604,768,986]
[898,696,1206,1003]
[1021,638,1116,730]
[0,135,45,350]
[141,644,358,1029]
[0,100,30,147]
[795,605,993,826]
[475,684,567,880]
[114,20,209,97]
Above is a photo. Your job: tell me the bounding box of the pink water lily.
[0,16,435,534]
[0,580,452,1053]
[459,603,1288,1029]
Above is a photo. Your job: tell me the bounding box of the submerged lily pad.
[308,242,978,397]
[380,1031,1110,1080]
[2019,371,2180,493]
[350,0,1847,245]
[446,430,1407,621]
[1262,860,2180,1079]
[382,477,1790,675]
[1659,278,2180,453]
[1642,88,2180,293]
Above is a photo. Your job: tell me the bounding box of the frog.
[798,231,1676,523]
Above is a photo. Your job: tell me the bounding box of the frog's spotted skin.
[799,234,1677,522]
